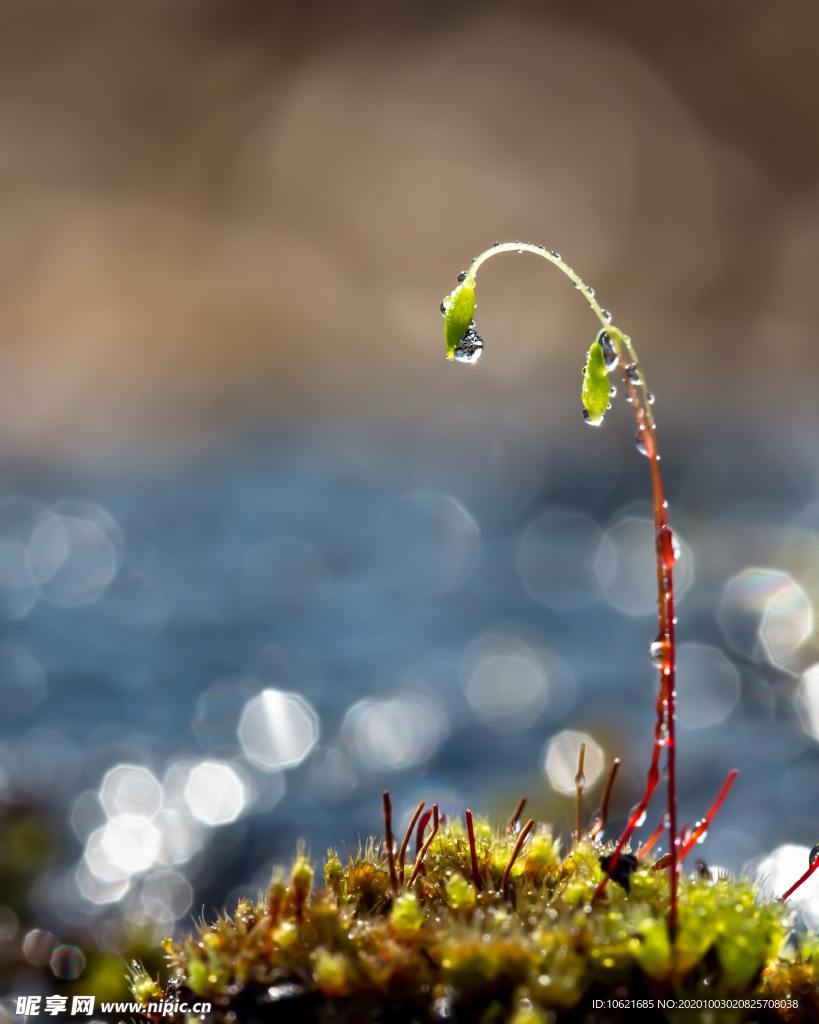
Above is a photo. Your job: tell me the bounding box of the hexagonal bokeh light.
[796,663,819,743]
[543,729,604,795]
[238,688,320,770]
[719,567,813,669]
[184,760,247,826]
[342,693,447,770]
[594,515,693,616]
[99,763,162,818]
[516,510,607,611]
[460,632,552,732]
[676,643,741,730]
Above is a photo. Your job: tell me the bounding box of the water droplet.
[597,331,618,371]
[635,432,649,457]
[647,392,656,405]
[439,302,447,316]
[457,271,467,283]
[810,843,819,867]
[649,638,672,669]
[583,408,603,428]
[550,250,561,260]
[586,285,596,297]
[625,363,641,386]
[601,309,613,323]
[634,809,647,828]
[453,322,484,365]
[696,829,708,845]
[657,525,681,567]
[608,384,617,398]
[493,240,502,247]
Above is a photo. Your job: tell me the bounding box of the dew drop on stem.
[810,843,819,867]
[598,331,618,371]
[657,524,681,568]
[601,308,613,323]
[649,638,672,669]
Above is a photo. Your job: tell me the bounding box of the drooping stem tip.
[442,242,680,937]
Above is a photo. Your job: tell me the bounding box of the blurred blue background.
[2,0,819,1007]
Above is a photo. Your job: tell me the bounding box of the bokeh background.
[2,0,819,1010]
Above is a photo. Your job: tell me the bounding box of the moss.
[136,813,819,1023]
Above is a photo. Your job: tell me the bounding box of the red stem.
[506,796,527,834]
[501,818,535,901]
[678,770,738,862]
[595,355,679,939]
[781,856,819,902]
[465,808,481,889]
[382,790,398,894]
[407,804,439,887]
[637,819,666,859]
[398,802,425,883]
[589,757,621,839]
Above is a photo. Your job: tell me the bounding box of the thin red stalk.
[382,790,398,895]
[506,797,527,834]
[593,703,663,897]
[678,770,738,862]
[501,818,535,901]
[595,356,679,940]
[637,820,666,859]
[398,802,425,883]
[781,857,819,902]
[465,808,481,889]
[415,807,435,857]
[589,758,620,839]
[456,247,680,939]
[574,742,587,843]
[407,804,439,887]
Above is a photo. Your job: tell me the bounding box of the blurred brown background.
[1,0,817,468]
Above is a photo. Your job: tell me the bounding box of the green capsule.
[442,276,476,361]
[581,335,609,427]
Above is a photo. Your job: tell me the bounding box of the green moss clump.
[135,815,819,1023]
